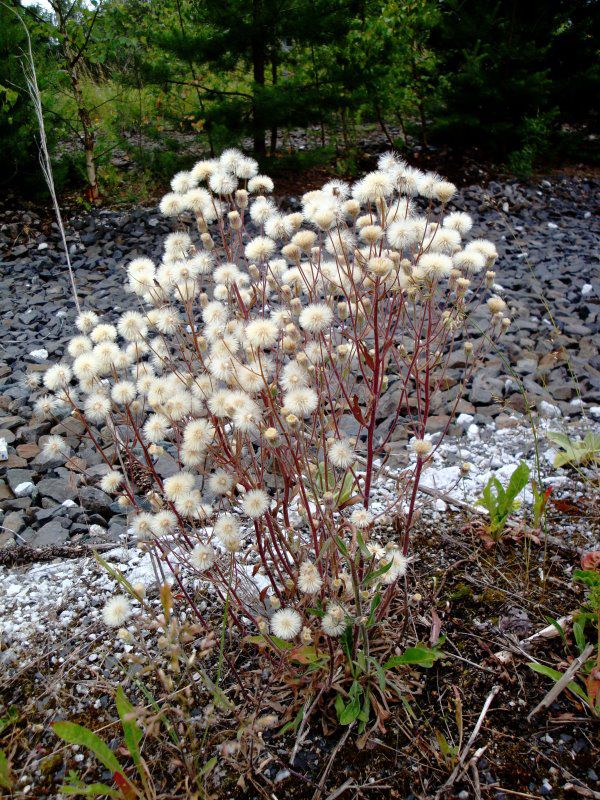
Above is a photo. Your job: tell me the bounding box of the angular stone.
[77,486,113,515]
[6,468,34,492]
[3,511,26,535]
[36,477,78,503]
[16,443,40,459]
[31,519,69,547]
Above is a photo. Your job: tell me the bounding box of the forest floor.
[0,165,599,798]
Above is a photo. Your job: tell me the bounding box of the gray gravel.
[0,174,598,546]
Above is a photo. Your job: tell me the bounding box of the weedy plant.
[38,149,509,730]
[529,555,600,717]
[474,460,530,544]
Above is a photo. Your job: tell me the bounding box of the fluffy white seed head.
[329,439,355,469]
[271,608,302,640]
[245,318,278,349]
[411,438,432,457]
[322,604,346,637]
[284,387,318,417]
[245,236,276,263]
[299,303,333,334]
[100,470,124,493]
[164,472,195,502]
[298,561,323,594]
[241,489,270,519]
[190,543,215,571]
[102,595,132,627]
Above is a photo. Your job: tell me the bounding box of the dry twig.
[527,642,594,721]
[434,685,501,799]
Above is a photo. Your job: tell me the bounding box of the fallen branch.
[0,541,119,568]
[527,642,595,721]
[311,725,354,800]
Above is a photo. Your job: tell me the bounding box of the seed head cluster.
[39,149,507,651]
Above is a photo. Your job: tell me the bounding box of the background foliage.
[1,0,598,200]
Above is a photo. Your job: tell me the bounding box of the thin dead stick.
[527,642,594,721]
[0,541,119,568]
[563,783,600,800]
[311,725,353,800]
[434,685,500,799]
[5,4,81,313]
[290,688,325,765]
[323,778,354,800]
[456,744,487,785]
[355,454,469,511]
[494,615,572,665]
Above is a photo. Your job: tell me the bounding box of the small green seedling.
[475,461,530,542]
[547,431,600,469]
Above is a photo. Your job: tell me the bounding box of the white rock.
[547,222,558,229]
[38,242,48,250]
[544,448,556,464]
[14,481,34,497]
[467,423,480,440]
[29,348,48,362]
[590,407,600,418]
[582,283,593,296]
[0,439,7,461]
[62,499,77,507]
[456,413,474,426]
[539,401,561,419]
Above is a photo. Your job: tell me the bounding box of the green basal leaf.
[0,748,12,790]
[366,593,382,628]
[197,756,217,778]
[574,570,600,588]
[573,620,586,654]
[335,536,350,558]
[0,707,19,736]
[60,782,121,797]
[384,643,443,669]
[363,559,393,586]
[53,721,124,776]
[115,687,143,781]
[279,707,305,736]
[527,662,589,703]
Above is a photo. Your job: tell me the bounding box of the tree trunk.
[70,66,99,202]
[374,97,394,147]
[410,50,428,148]
[252,0,266,156]
[395,111,409,148]
[269,55,277,156]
